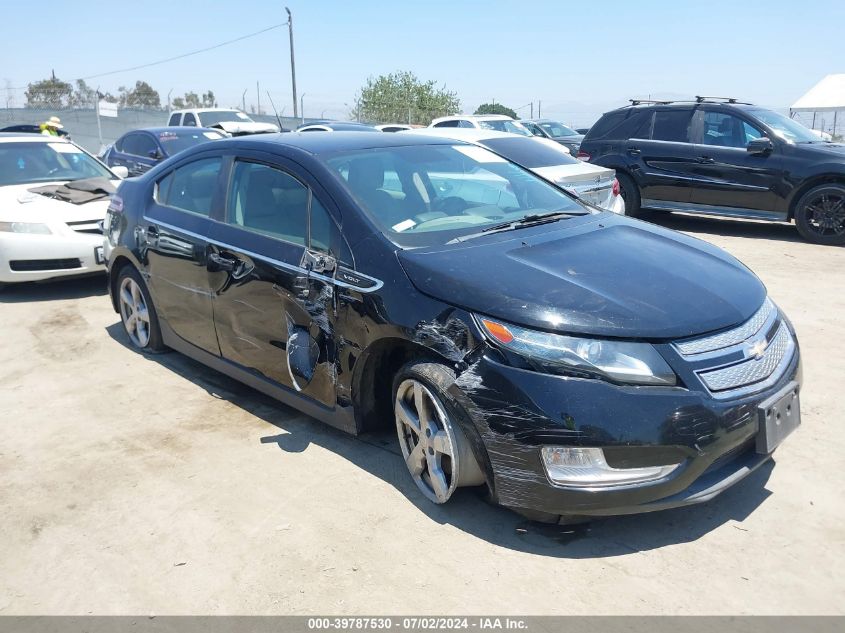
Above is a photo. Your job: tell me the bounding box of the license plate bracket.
[756,381,801,454]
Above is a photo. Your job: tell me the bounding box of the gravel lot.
[1,214,843,615]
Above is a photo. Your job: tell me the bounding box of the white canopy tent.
[790,74,845,136]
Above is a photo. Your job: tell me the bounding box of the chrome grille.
[676,298,774,356]
[698,324,793,392]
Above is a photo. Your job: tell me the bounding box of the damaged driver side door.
[208,156,340,409]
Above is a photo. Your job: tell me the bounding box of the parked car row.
[94,129,802,523]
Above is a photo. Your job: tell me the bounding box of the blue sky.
[1,0,842,125]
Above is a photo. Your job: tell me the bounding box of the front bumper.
[0,232,105,283]
[450,343,801,518]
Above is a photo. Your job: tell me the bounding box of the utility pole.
[242,88,248,112]
[286,7,298,119]
[95,85,103,149]
[300,93,305,124]
[538,100,541,118]
[530,102,533,118]
[257,81,261,115]
[166,89,173,112]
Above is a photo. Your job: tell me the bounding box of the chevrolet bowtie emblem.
[747,338,768,360]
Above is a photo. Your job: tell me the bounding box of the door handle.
[697,156,716,164]
[208,252,237,271]
[627,146,641,156]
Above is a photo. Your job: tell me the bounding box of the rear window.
[651,110,693,142]
[480,137,579,168]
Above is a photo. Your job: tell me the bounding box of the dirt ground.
[1,213,843,615]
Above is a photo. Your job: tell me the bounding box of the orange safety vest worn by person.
[40,116,63,136]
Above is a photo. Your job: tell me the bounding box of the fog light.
[541,447,680,489]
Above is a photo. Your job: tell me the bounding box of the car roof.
[124,126,223,135]
[432,114,515,122]
[0,133,66,144]
[402,128,524,142]
[297,122,377,131]
[171,108,242,114]
[221,131,458,154]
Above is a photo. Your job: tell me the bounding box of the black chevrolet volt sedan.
[103,132,801,523]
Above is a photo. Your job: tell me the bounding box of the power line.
[9,23,285,89]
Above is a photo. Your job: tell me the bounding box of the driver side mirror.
[111,165,129,179]
[148,148,164,160]
[747,137,774,155]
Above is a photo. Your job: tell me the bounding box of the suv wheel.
[616,172,643,217]
[794,184,845,246]
[393,362,486,504]
[117,266,165,352]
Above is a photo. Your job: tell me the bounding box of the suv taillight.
[576,150,591,161]
[612,178,620,197]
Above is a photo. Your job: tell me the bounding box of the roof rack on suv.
[694,95,751,104]
[628,99,674,106]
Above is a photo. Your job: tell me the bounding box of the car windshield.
[0,141,114,186]
[477,119,533,136]
[158,130,224,156]
[324,143,589,247]
[748,108,821,143]
[538,121,579,138]
[199,111,253,126]
[479,137,579,168]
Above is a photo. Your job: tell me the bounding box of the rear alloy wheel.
[117,267,164,352]
[394,363,486,504]
[616,172,643,217]
[794,184,845,246]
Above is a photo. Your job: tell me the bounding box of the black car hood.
[397,214,766,340]
[800,142,845,158]
[554,134,584,145]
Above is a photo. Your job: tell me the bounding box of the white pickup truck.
[167,108,279,136]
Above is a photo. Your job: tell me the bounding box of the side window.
[458,120,475,128]
[156,157,222,216]
[227,161,309,245]
[134,135,159,158]
[168,113,181,126]
[433,120,460,128]
[585,111,628,140]
[702,111,763,148]
[651,110,693,142]
[120,134,141,155]
[183,113,197,127]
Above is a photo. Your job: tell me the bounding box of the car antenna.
[265,91,285,131]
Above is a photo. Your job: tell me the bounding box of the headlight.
[0,222,52,235]
[477,316,676,386]
[541,447,680,488]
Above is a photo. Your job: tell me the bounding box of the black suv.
[578,97,845,245]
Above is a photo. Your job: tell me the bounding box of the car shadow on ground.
[105,321,775,558]
[0,274,108,303]
[642,211,804,244]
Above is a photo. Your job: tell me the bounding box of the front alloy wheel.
[394,373,484,504]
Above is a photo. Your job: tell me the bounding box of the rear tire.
[616,172,644,217]
[116,266,165,352]
[794,184,845,246]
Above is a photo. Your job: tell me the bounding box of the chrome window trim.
[142,215,383,293]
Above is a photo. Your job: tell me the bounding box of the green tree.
[25,74,73,108]
[474,102,518,119]
[119,81,162,109]
[353,71,460,125]
[69,79,97,108]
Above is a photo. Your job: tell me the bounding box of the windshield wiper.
[447,210,585,244]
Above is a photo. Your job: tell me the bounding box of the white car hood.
[532,162,615,184]
[213,120,279,134]
[0,182,117,223]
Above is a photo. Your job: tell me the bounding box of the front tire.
[117,266,165,352]
[393,362,486,504]
[794,184,845,246]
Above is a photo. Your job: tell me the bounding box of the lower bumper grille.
[9,258,82,272]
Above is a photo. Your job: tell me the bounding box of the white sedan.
[403,128,625,214]
[0,134,126,286]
